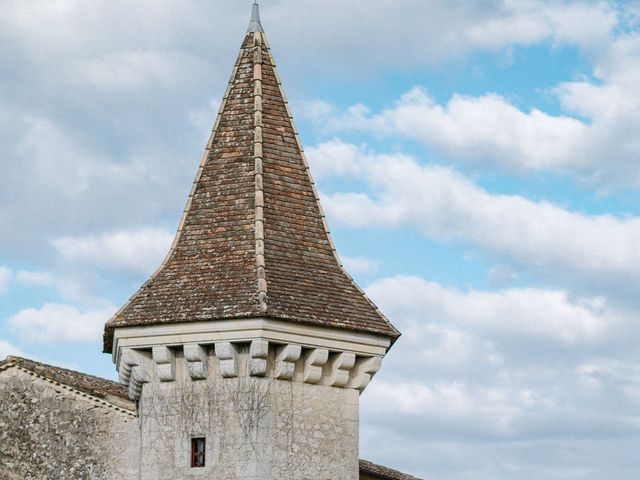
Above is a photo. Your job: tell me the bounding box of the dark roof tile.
[359,459,421,480]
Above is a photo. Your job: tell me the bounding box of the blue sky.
[1,1,640,478]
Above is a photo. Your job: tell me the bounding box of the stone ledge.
[113,317,390,365]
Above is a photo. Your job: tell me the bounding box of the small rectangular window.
[191,437,206,468]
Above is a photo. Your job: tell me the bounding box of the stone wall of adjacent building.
[0,366,139,480]
[138,372,360,479]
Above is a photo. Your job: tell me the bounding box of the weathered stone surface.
[0,365,138,480]
[138,375,359,479]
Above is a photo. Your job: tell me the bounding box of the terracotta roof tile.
[359,459,421,480]
[103,27,399,352]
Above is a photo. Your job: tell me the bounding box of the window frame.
[191,437,206,468]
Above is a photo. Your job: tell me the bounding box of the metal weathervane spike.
[247,1,264,33]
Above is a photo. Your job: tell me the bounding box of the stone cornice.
[113,317,390,362]
[113,318,389,400]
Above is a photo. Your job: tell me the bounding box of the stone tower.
[103,4,400,479]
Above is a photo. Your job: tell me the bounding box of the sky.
[1,0,639,478]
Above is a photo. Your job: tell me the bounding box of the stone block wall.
[0,366,139,480]
[137,351,360,480]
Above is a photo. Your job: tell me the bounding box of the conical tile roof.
[103,9,399,353]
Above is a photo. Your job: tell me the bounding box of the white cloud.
[367,276,622,345]
[0,0,235,63]
[0,110,181,331]
[71,49,207,90]
[306,87,600,181]
[0,1,616,77]
[306,31,640,187]
[462,0,616,51]
[0,339,26,359]
[357,273,638,461]
[489,265,520,285]
[52,227,173,275]
[359,273,640,479]
[0,267,11,294]
[15,270,55,288]
[341,255,379,275]
[305,139,363,180]
[0,112,186,255]
[394,322,482,374]
[630,1,640,28]
[7,303,116,343]
[268,0,616,71]
[315,141,640,288]
[369,381,478,418]
[13,270,107,307]
[15,116,148,196]
[337,87,588,172]
[364,379,552,441]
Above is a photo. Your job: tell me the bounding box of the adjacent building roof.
[103,7,399,352]
[359,459,421,480]
[0,355,134,411]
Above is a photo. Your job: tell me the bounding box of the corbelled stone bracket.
[346,356,382,392]
[275,344,302,380]
[250,339,269,376]
[323,352,356,388]
[152,346,176,382]
[303,348,329,384]
[119,349,152,400]
[215,342,238,378]
[184,344,209,380]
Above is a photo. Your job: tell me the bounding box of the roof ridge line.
[260,36,401,341]
[252,31,268,313]
[103,40,249,349]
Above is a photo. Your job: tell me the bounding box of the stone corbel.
[249,339,269,377]
[152,346,176,382]
[275,344,302,380]
[303,348,329,384]
[119,348,151,400]
[215,342,238,378]
[345,356,382,392]
[184,344,209,380]
[322,352,356,388]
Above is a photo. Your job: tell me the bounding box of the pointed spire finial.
[247,1,264,33]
